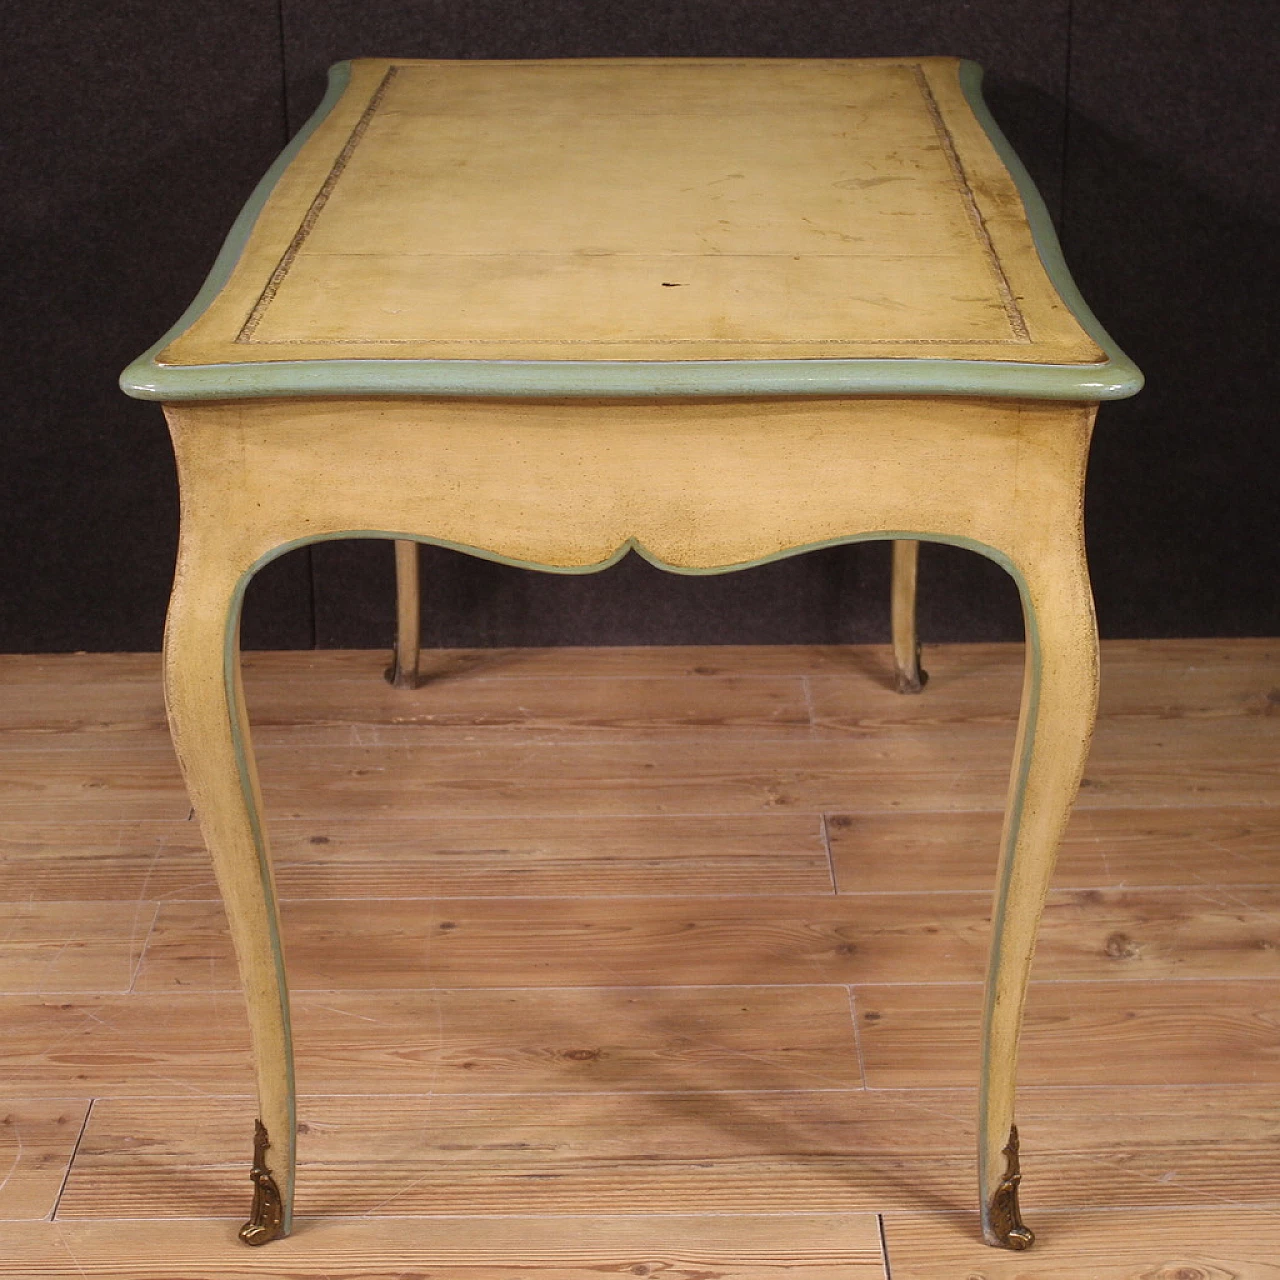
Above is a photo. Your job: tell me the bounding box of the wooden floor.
[0,638,1277,1278]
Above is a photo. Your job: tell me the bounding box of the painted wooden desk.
[122,57,1141,1250]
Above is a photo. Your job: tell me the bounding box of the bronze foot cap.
[240,1119,286,1247]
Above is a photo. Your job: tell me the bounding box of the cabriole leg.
[891,539,926,693]
[387,538,422,689]
[163,557,296,1245]
[979,544,1099,1249]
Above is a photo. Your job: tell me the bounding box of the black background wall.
[2,2,1276,653]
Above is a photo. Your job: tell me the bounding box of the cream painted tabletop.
[122,56,1141,1254]
[124,57,1138,397]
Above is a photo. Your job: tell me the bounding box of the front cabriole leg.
[978,528,1099,1250]
[161,408,298,1244]
[164,550,297,1242]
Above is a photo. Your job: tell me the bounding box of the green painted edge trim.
[121,60,1141,403]
[121,61,354,403]
[957,60,1142,397]
[223,574,297,1233]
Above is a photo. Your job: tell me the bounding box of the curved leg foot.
[891,540,926,694]
[985,1125,1035,1250]
[240,1119,287,1246]
[164,558,296,1243]
[387,538,423,689]
[978,545,1098,1250]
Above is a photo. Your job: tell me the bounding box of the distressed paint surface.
[122,58,1140,400]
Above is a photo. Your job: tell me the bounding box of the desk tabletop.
[123,57,1140,401]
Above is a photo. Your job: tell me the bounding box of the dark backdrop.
[3,2,1276,653]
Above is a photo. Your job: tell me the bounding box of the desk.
[122,57,1141,1250]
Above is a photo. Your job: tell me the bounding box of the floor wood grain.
[0,1099,91,1221]
[0,638,1276,1275]
[856,979,1280,1087]
[55,1086,1280,1220]
[0,1215,888,1280]
[132,884,1280,991]
[0,903,155,993]
[0,815,833,903]
[882,1208,1280,1279]
[0,985,861,1097]
[829,804,1280,892]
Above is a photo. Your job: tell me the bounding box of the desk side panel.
[163,396,1094,581]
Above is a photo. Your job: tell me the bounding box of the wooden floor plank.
[3,719,1271,825]
[16,976,1272,1100]
[0,815,832,902]
[857,979,1280,1087]
[61,1092,923,1219]
[0,985,860,1098]
[809,635,1279,731]
[4,647,1274,821]
[136,894,994,990]
[248,736,1012,818]
[131,884,1280,992]
[1,633,1270,688]
[829,805,1280,892]
[0,824,192,904]
[3,801,1274,907]
[0,1214,887,1279]
[242,725,1277,820]
[0,669,815,744]
[267,814,835,898]
[245,674,815,743]
[882,1208,1280,1279]
[0,643,886,693]
[0,750,186,822]
[0,1099,91,1220]
[6,802,1276,906]
[0,903,156,993]
[56,1085,1280,1220]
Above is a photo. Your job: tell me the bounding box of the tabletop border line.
[238,66,401,343]
[911,64,1030,343]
